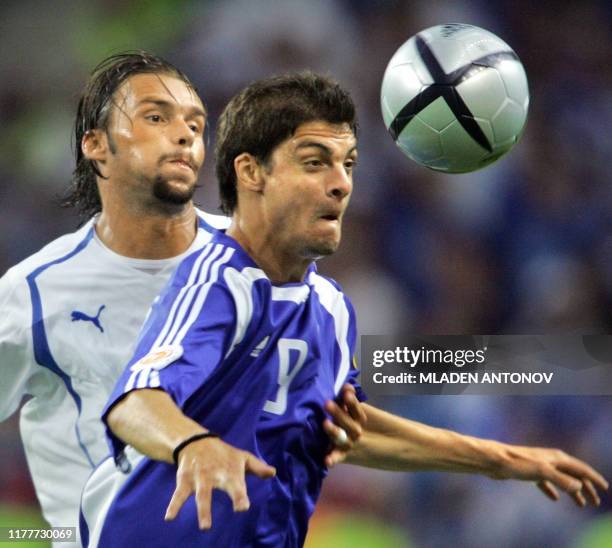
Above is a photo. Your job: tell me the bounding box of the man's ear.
[234,153,265,193]
[82,129,110,165]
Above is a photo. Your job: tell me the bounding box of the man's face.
[103,72,206,207]
[261,120,357,258]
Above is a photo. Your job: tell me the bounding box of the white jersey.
[0,210,229,544]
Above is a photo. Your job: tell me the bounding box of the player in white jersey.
[0,210,226,524]
[0,52,229,543]
[81,72,607,546]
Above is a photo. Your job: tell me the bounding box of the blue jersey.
[81,230,365,547]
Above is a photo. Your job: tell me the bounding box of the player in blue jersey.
[81,72,607,547]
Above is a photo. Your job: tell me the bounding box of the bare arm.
[337,403,608,507]
[343,403,500,473]
[106,388,207,462]
[106,389,275,529]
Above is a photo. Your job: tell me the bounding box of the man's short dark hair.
[215,71,358,215]
[64,51,196,218]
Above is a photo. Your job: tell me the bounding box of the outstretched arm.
[331,401,607,507]
[107,389,276,529]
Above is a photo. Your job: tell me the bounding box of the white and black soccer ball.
[381,23,529,173]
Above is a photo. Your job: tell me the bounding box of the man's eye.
[189,124,201,133]
[147,115,162,122]
[306,160,323,167]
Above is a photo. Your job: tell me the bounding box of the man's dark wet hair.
[215,71,358,215]
[63,51,197,218]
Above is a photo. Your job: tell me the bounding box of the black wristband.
[172,432,219,465]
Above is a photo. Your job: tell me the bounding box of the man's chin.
[304,238,340,259]
[152,178,197,205]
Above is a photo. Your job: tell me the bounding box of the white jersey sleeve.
[0,267,36,420]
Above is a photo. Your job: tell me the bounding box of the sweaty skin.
[228,121,357,283]
[82,73,207,259]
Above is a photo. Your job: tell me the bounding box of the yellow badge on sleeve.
[130,345,183,372]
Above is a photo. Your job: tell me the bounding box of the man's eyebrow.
[136,97,206,117]
[295,142,358,156]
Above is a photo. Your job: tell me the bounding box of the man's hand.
[323,383,367,468]
[489,443,608,507]
[164,437,276,529]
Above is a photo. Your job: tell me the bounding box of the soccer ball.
[381,23,529,173]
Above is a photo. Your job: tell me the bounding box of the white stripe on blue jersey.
[309,271,353,395]
[271,284,310,304]
[171,247,234,346]
[152,243,222,348]
[223,266,267,358]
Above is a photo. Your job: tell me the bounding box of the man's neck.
[95,203,198,259]
[227,221,310,284]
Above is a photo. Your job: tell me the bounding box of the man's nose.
[327,164,352,200]
[173,119,195,146]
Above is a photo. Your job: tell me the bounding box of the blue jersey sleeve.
[343,295,367,402]
[345,359,367,403]
[102,275,236,460]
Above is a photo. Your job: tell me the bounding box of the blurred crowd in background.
[0,0,610,546]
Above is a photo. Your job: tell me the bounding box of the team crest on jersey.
[130,345,183,372]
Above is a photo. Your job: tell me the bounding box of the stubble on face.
[151,173,198,205]
[105,73,205,213]
[263,122,355,261]
[303,233,341,258]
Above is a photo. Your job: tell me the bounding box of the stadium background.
[0,0,610,546]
